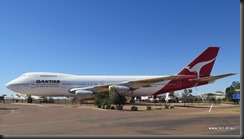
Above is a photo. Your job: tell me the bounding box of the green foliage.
[109,87,126,106]
[232,81,240,89]
[222,98,226,101]
[193,97,198,102]
[94,86,127,109]
[164,104,170,109]
[215,91,224,94]
[146,106,151,111]
[210,97,216,103]
[217,98,221,104]
[188,97,194,103]
[94,92,110,106]
[131,106,138,111]
[225,81,240,102]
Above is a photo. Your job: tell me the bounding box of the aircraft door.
[31,80,36,88]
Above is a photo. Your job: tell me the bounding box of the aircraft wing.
[120,75,190,89]
[69,75,189,93]
[70,84,113,93]
[188,73,236,82]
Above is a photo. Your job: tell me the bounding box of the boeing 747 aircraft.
[6,47,235,103]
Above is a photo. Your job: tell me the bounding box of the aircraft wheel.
[27,98,33,103]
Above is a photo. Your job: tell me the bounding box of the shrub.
[109,88,126,106]
[110,105,115,110]
[94,92,110,108]
[164,104,170,109]
[97,104,101,108]
[131,106,138,111]
[105,104,111,109]
[116,105,123,110]
[146,106,151,111]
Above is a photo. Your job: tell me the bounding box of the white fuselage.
[6,47,234,99]
[6,72,169,97]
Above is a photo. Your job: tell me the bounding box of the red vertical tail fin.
[177,47,220,77]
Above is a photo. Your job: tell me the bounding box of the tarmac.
[0,101,241,137]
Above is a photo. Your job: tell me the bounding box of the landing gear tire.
[130,97,135,104]
[27,97,33,103]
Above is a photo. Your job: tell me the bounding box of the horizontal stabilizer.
[188,73,236,82]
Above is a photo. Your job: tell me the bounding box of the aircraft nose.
[6,80,16,91]
[6,81,12,90]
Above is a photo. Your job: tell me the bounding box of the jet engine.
[75,90,93,96]
[109,85,131,95]
[75,90,94,100]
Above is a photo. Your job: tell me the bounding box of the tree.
[193,97,198,102]
[210,97,216,104]
[109,91,126,106]
[225,81,240,102]
[94,92,110,108]
[109,87,126,110]
[222,98,226,101]
[215,91,224,94]
[217,98,221,104]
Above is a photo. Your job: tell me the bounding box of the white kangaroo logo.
[185,57,216,78]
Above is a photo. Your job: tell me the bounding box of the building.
[202,92,225,100]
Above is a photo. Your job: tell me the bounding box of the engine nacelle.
[109,85,131,95]
[75,90,93,96]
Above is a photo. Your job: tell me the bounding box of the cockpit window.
[21,74,28,77]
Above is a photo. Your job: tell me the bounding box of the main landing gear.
[27,96,33,103]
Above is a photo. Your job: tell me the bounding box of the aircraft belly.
[24,87,71,96]
[132,85,164,96]
[131,80,170,96]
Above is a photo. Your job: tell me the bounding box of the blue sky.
[0,0,240,96]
